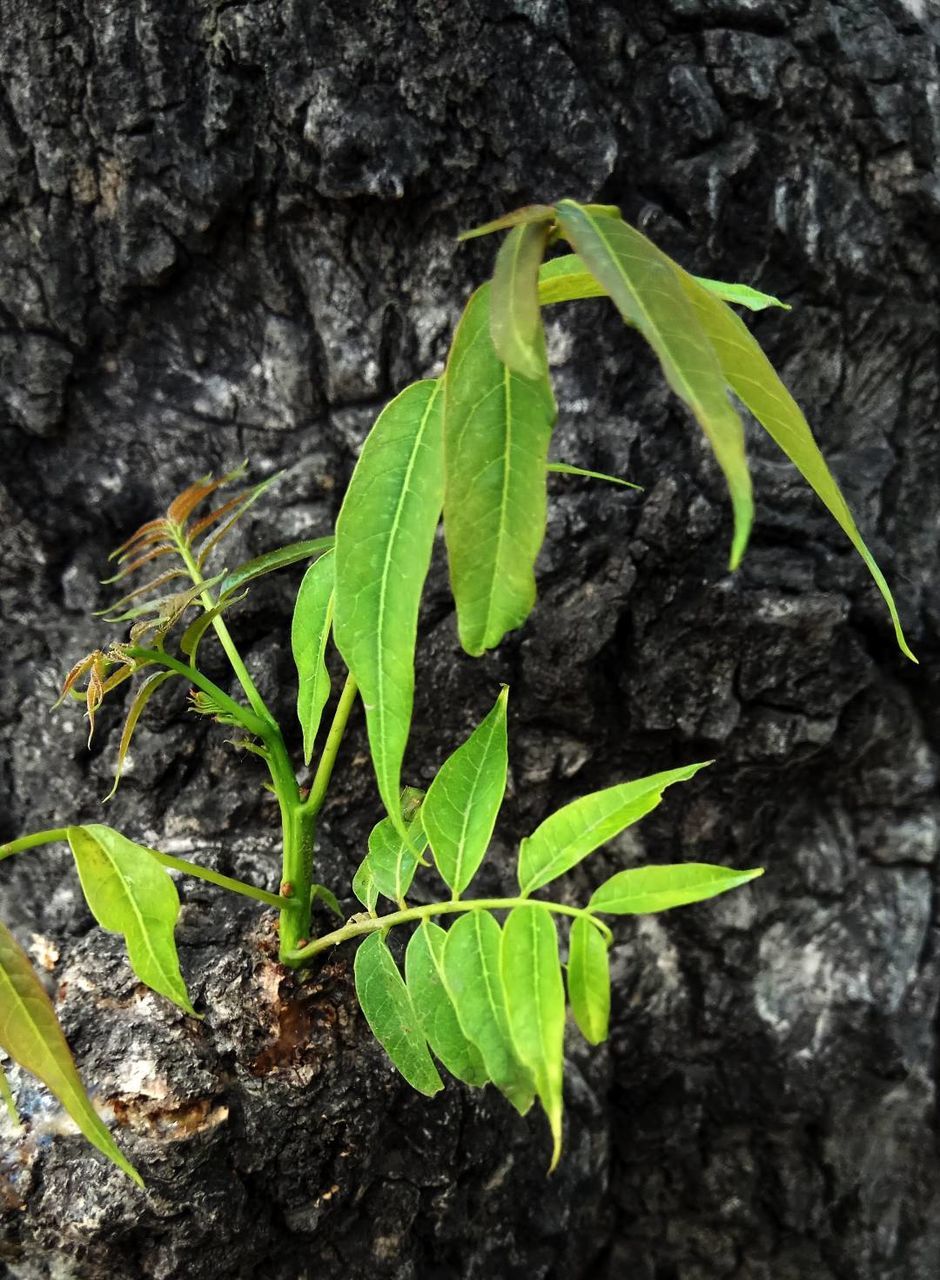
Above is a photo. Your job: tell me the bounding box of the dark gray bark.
[1,1,939,1276]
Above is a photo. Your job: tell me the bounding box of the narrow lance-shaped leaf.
[491,220,552,379]
[442,910,535,1115]
[590,862,763,914]
[518,761,712,896]
[538,254,790,313]
[458,203,556,241]
[548,462,642,490]
[354,931,443,1096]
[553,200,753,569]
[67,825,196,1015]
[405,922,488,1086]
[502,906,566,1170]
[443,283,556,655]
[567,916,610,1045]
[422,687,508,897]
[333,379,444,830]
[367,792,428,906]
[672,267,916,662]
[217,536,335,598]
[291,549,335,765]
[104,671,174,801]
[0,919,142,1184]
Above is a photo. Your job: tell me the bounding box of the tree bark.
[1,1,939,1277]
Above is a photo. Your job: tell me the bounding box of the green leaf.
[333,379,445,829]
[538,254,789,313]
[404,922,488,1086]
[458,203,556,241]
[104,671,174,802]
[501,906,566,1169]
[309,883,343,919]
[352,857,379,913]
[354,931,443,1096]
[443,283,556,655]
[422,687,509,897]
[368,802,429,906]
[553,200,753,570]
[548,461,642,491]
[672,269,916,662]
[491,221,551,380]
[518,761,712,896]
[567,916,610,1045]
[217,537,335,597]
[179,591,248,665]
[442,910,535,1115]
[291,549,335,765]
[67,825,196,1015]
[0,1060,20,1126]
[0,919,142,1184]
[590,862,763,914]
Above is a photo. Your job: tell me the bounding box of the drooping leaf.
[553,200,753,570]
[179,591,248,664]
[443,283,556,655]
[104,670,174,801]
[217,537,336,598]
[291,550,335,765]
[518,761,712,896]
[548,462,642,490]
[422,688,508,897]
[333,379,445,830]
[538,254,789,313]
[352,857,379,913]
[367,798,429,906]
[672,268,916,661]
[67,826,195,1015]
[0,919,142,1184]
[491,221,552,380]
[567,916,610,1045]
[458,204,556,241]
[309,883,343,919]
[354,931,443,1096]
[405,922,488,1086]
[501,906,566,1169]
[590,862,763,914]
[442,910,535,1115]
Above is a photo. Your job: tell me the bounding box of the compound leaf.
[501,906,566,1170]
[0,919,142,1184]
[67,825,195,1015]
[405,922,488,1086]
[334,379,445,830]
[354,931,443,1097]
[518,761,711,896]
[443,283,556,655]
[567,916,610,1045]
[291,549,335,765]
[553,200,753,570]
[491,220,551,379]
[442,910,535,1115]
[590,862,763,914]
[422,687,508,897]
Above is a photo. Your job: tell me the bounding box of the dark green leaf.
[567,916,610,1045]
[405,922,488,1086]
[590,862,763,914]
[354,932,443,1096]
[291,549,335,765]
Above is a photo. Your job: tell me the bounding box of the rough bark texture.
[1,1,939,1276]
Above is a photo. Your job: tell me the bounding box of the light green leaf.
[368,800,429,906]
[217,537,335,597]
[491,221,551,380]
[443,283,556,655]
[673,268,916,662]
[590,862,763,914]
[422,688,509,897]
[104,670,174,801]
[0,919,142,1184]
[291,549,335,765]
[501,906,566,1170]
[67,825,195,1015]
[405,922,488,1086]
[567,916,610,1045]
[553,200,753,570]
[548,461,642,491]
[354,931,443,1096]
[518,761,711,896]
[333,379,445,829]
[538,254,789,313]
[352,857,379,913]
[309,883,343,919]
[442,910,535,1115]
[458,203,556,241]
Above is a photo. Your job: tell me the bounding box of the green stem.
[0,828,69,860]
[286,897,612,964]
[124,647,268,739]
[147,849,285,910]
[305,673,359,817]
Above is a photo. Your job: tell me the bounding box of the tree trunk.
[1,2,938,1277]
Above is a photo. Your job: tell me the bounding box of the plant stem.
[305,673,359,817]
[124,647,268,739]
[0,828,69,860]
[285,897,613,964]
[146,849,285,910]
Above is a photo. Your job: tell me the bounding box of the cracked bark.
[2,1,940,1277]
